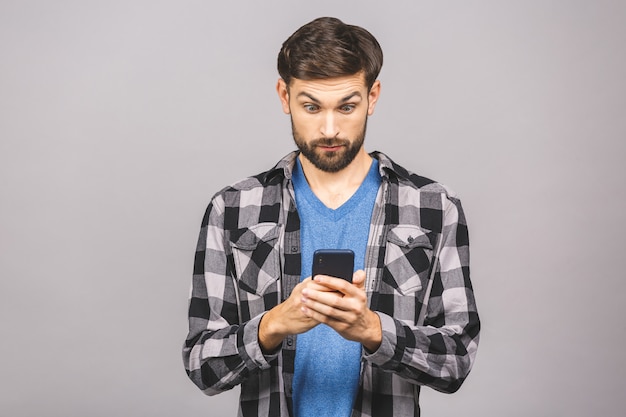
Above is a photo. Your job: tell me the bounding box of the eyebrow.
[296,91,363,104]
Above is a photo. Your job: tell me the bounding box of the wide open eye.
[304,104,320,113]
[339,104,356,113]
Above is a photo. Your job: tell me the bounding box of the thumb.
[352,270,366,289]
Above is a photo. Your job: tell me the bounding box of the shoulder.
[229,151,296,188]
[372,151,466,232]
[203,152,297,225]
[372,151,460,200]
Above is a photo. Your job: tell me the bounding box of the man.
[183,17,480,417]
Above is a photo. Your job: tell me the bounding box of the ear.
[367,80,381,116]
[276,78,291,114]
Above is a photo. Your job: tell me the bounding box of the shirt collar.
[369,151,411,181]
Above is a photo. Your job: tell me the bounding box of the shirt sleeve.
[182,196,276,395]
[363,193,480,393]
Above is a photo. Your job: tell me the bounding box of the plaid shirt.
[183,151,480,417]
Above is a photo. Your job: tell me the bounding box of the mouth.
[317,144,344,152]
[314,139,347,153]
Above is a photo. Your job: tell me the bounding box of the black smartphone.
[312,249,354,282]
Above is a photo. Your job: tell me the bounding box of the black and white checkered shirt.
[183,151,480,417]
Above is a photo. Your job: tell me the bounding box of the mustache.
[311,138,350,147]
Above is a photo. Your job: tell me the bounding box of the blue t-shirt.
[291,157,381,417]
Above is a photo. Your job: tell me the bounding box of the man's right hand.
[258,278,330,353]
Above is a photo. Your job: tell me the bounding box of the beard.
[291,117,367,173]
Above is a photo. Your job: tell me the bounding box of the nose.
[320,112,340,138]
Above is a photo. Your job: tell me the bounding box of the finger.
[303,278,337,293]
[313,273,367,292]
[301,298,351,323]
[302,288,348,312]
[295,278,332,297]
[312,274,354,294]
[352,270,366,289]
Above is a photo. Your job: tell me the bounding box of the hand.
[258,278,332,352]
[300,270,382,352]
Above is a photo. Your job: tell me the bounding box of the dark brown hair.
[277,17,383,90]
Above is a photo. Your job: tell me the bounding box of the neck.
[298,149,373,209]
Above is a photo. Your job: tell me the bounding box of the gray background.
[1,0,624,416]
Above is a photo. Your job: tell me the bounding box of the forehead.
[289,73,368,100]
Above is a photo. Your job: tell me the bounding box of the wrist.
[362,310,382,353]
[259,308,286,353]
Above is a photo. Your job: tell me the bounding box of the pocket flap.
[229,223,281,250]
[386,225,433,250]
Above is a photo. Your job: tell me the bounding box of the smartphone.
[312,249,354,282]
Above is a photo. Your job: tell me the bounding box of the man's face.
[277,73,380,173]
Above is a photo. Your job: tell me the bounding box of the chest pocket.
[383,225,434,295]
[228,223,282,296]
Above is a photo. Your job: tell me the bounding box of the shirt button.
[407,236,414,243]
[291,246,298,253]
[286,339,293,347]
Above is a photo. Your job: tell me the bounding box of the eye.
[304,104,319,113]
[339,104,356,113]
